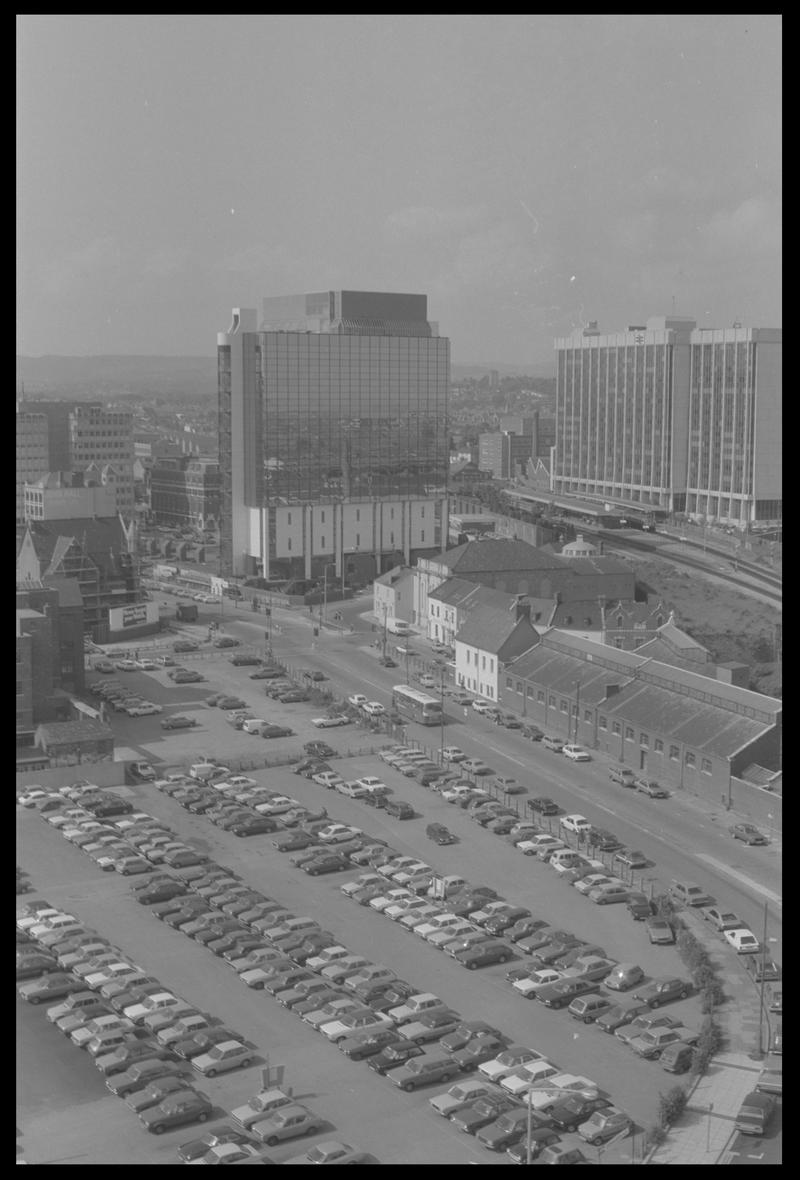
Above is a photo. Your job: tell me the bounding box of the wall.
[16,761,128,791]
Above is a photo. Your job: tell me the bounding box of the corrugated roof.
[633,638,713,672]
[428,577,484,606]
[36,718,114,743]
[605,681,769,759]
[505,643,630,703]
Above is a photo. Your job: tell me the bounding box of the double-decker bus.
[391,684,443,726]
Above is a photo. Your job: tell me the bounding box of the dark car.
[266,724,297,739]
[528,797,559,816]
[368,1042,428,1077]
[646,917,676,945]
[440,1021,504,1054]
[536,978,600,1009]
[230,654,262,666]
[454,942,513,970]
[507,918,550,943]
[484,907,532,936]
[96,1040,176,1076]
[338,1028,401,1060]
[161,716,198,730]
[173,1028,243,1061]
[595,1002,651,1034]
[139,1089,214,1134]
[504,1129,563,1161]
[231,818,279,837]
[729,823,768,845]
[214,637,240,648]
[173,640,199,653]
[450,1035,508,1072]
[586,828,622,852]
[178,1125,257,1163]
[626,892,654,920]
[216,696,247,710]
[546,1095,611,1133]
[278,690,309,703]
[452,1094,520,1134]
[632,977,692,1007]
[477,1109,549,1152]
[304,741,337,758]
[426,823,456,845]
[172,671,205,684]
[137,882,188,905]
[303,853,349,876]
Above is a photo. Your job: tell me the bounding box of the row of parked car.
[17,900,259,1140]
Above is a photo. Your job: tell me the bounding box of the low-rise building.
[373,566,415,631]
[454,599,538,703]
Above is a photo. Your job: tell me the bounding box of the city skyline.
[18,15,781,364]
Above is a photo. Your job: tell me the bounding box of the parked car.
[729,823,768,845]
[634,778,669,798]
[646,917,676,945]
[632,977,692,1007]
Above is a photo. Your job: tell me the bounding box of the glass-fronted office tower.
[218,291,449,581]
[554,317,781,525]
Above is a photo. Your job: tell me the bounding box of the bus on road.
[392,684,443,726]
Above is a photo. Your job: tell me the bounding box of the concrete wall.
[16,761,128,791]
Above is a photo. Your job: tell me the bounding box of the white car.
[193,1040,253,1076]
[574,873,615,896]
[311,716,349,728]
[347,694,369,708]
[126,703,162,716]
[369,888,412,913]
[305,945,351,972]
[441,785,474,804]
[226,776,259,788]
[512,969,564,998]
[417,674,437,688]
[380,856,421,880]
[317,824,362,844]
[562,744,591,761]
[416,913,465,941]
[478,1047,548,1082]
[393,863,432,887]
[84,962,141,990]
[723,927,762,954]
[427,919,477,948]
[319,1010,393,1042]
[18,787,48,808]
[361,701,385,717]
[337,781,369,799]
[123,991,181,1024]
[560,814,592,835]
[471,700,494,714]
[384,897,428,921]
[441,747,466,763]
[522,1075,599,1112]
[517,835,565,857]
[501,1061,561,1096]
[253,797,297,816]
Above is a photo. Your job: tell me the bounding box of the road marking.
[695,854,781,906]
[746,1153,765,1160]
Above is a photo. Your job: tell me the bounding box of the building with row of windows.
[23,468,119,521]
[150,454,221,529]
[553,316,781,525]
[218,291,449,584]
[16,581,86,739]
[16,400,136,521]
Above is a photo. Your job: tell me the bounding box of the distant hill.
[17,354,555,399]
[17,355,218,400]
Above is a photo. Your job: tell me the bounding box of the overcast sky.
[18,14,781,365]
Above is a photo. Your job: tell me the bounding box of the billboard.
[108,601,160,631]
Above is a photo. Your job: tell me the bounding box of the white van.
[242,718,267,735]
[386,618,411,636]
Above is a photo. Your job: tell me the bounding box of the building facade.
[16,581,85,738]
[23,470,118,521]
[218,291,449,582]
[150,454,221,529]
[554,317,781,525]
[68,404,135,517]
[16,409,50,522]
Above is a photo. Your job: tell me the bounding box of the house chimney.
[515,599,531,622]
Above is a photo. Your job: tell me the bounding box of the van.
[734,1090,776,1135]
[425,824,456,846]
[568,995,613,1024]
[605,963,646,992]
[670,880,712,908]
[386,618,411,636]
[384,800,415,820]
[427,874,467,899]
[87,1030,137,1058]
[660,1042,695,1074]
[242,718,267,735]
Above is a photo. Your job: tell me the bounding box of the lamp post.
[435,658,447,764]
[573,680,581,744]
[757,901,770,1057]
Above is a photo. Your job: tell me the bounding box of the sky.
[18,14,781,365]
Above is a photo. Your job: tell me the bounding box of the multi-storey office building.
[68,404,135,517]
[16,409,50,522]
[218,291,449,582]
[553,317,781,525]
[150,454,221,529]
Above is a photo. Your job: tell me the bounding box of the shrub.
[699,980,726,1012]
[645,1124,668,1149]
[659,1086,689,1126]
[692,1017,724,1073]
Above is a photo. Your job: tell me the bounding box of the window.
[560,699,568,713]
[640,733,649,747]
[420,530,425,542]
[598,715,607,729]
[481,655,486,670]
[516,680,523,692]
[321,510,326,523]
[654,739,664,752]
[549,695,557,707]
[287,512,292,525]
[356,509,360,522]
[685,752,696,767]
[616,614,623,627]
[321,536,326,549]
[537,690,545,702]
[489,658,494,672]
[669,745,679,761]
[625,726,634,740]
[584,709,592,721]
[615,638,624,649]
[701,758,712,774]
[356,534,360,547]
[612,721,621,735]
[287,538,292,551]
[506,676,513,688]
[420,506,425,518]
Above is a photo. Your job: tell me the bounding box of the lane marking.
[695,854,782,907]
